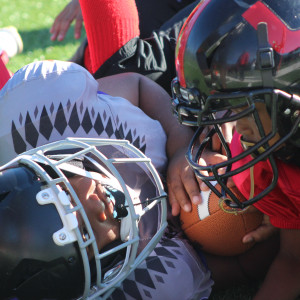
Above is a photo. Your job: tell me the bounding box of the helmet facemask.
[173,77,300,209]
[0,138,167,299]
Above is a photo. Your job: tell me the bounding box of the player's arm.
[97,72,202,215]
[132,73,206,216]
[97,71,193,153]
[253,228,300,300]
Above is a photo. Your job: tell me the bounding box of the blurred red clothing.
[80,0,139,74]
[0,51,11,90]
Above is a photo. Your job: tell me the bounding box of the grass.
[0,0,85,73]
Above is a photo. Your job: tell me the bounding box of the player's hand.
[242,209,279,243]
[167,147,227,216]
[167,123,234,217]
[50,0,83,41]
[167,147,201,216]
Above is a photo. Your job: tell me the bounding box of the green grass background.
[0,0,85,73]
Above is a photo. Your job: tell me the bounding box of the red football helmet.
[172,0,300,208]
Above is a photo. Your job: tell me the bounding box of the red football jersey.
[230,132,300,229]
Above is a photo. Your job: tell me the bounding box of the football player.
[0,60,213,299]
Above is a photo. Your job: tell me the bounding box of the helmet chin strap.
[218,164,255,214]
[240,139,261,205]
[240,138,267,157]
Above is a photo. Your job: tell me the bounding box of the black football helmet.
[172,0,300,209]
[0,138,167,299]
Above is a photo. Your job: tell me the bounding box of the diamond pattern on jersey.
[25,112,39,147]
[155,274,164,284]
[69,103,81,133]
[109,239,182,299]
[105,117,114,137]
[40,106,54,139]
[54,103,68,135]
[82,107,93,133]
[11,122,26,154]
[146,256,167,274]
[135,268,155,288]
[10,100,147,155]
[115,122,124,139]
[153,247,177,259]
[94,113,105,135]
[122,280,142,299]
[143,289,152,298]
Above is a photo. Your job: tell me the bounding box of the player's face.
[68,174,120,252]
[233,102,280,147]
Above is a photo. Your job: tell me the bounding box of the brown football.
[180,184,263,256]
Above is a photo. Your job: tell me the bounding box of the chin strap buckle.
[218,197,249,215]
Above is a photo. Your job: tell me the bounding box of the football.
[180,183,263,256]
